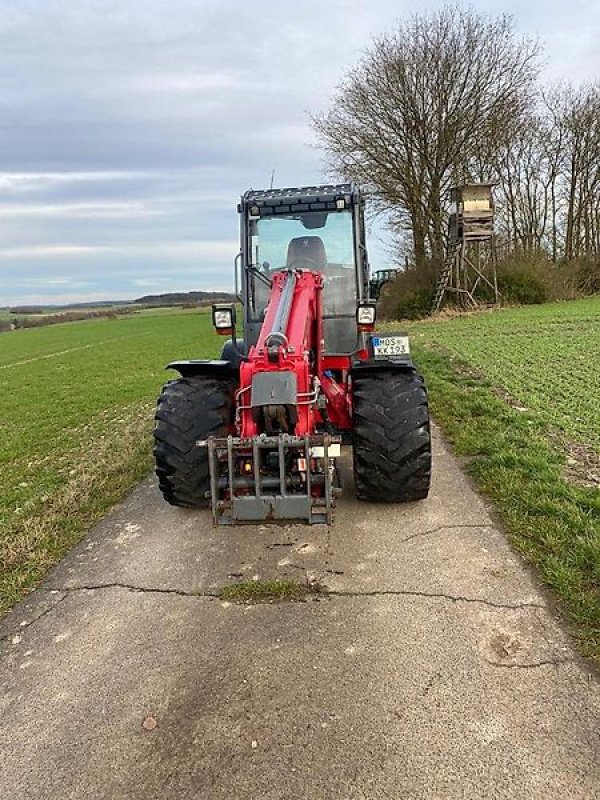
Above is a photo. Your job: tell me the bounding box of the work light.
[356,301,377,331]
[212,304,236,334]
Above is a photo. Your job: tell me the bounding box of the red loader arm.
[238,269,325,438]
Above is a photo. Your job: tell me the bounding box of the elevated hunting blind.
[448,183,495,243]
[431,182,499,312]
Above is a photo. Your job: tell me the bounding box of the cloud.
[0,245,100,259]
[0,201,163,219]
[0,0,598,305]
[0,171,155,191]
[20,277,94,288]
[0,239,237,261]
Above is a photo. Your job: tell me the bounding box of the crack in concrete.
[49,582,545,612]
[0,583,552,663]
[0,580,546,645]
[325,589,545,610]
[325,525,333,559]
[60,582,220,598]
[399,523,495,545]
[0,591,68,644]
[264,541,297,549]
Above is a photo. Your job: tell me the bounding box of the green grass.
[0,310,219,611]
[134,305,213,316]
[219,579,320,603]
[410,298,600,453]
[404,298,600,659]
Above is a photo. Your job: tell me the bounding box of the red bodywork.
[237,269,363,437]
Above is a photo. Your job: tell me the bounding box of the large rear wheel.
[352,369,431,502]
[154,376,234,507]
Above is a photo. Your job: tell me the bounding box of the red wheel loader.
[154,184,431,525]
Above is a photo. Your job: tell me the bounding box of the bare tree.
[313,6,540,271]
[556,83,600,260]
[493,112,558,257]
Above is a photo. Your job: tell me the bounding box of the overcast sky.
[0,0,598,307]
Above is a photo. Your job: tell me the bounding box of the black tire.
[352,369,431,502]
[154,376,234,507]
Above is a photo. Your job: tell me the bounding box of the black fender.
[351,356,418,376]
[166,359,236,379]
[166,339,247,379]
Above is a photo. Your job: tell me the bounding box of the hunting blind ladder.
[431,183,499,313]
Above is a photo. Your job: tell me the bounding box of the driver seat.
[286,236,327,271]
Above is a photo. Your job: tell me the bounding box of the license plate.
[371,335,410,357]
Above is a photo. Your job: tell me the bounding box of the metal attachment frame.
[204,433,339,526]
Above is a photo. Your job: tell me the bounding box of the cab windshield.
[248,210,357,321]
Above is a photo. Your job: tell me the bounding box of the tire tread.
[153,376,234,507]
[352,369,431,502]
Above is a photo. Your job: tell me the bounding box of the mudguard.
[351,357,417,375]
[166,360,235,378]
[167,338,248,378]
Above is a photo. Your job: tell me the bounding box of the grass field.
[0,310,219,611]
[1,298,599,658]
[405,297,600,658]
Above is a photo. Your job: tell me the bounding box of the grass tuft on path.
[220,579,322,604]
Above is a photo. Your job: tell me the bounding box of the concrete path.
[1,427,598,799]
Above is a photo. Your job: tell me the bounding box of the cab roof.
[238,183,362,216]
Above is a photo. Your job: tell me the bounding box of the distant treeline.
[134,291,235,306]
[0,307,134,333]
[1,291,236,333]
[9,306,52,314]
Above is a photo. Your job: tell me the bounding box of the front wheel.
[352,369,431,502]
[153,376,234,507]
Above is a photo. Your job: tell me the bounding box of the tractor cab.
[239,184,369,354]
